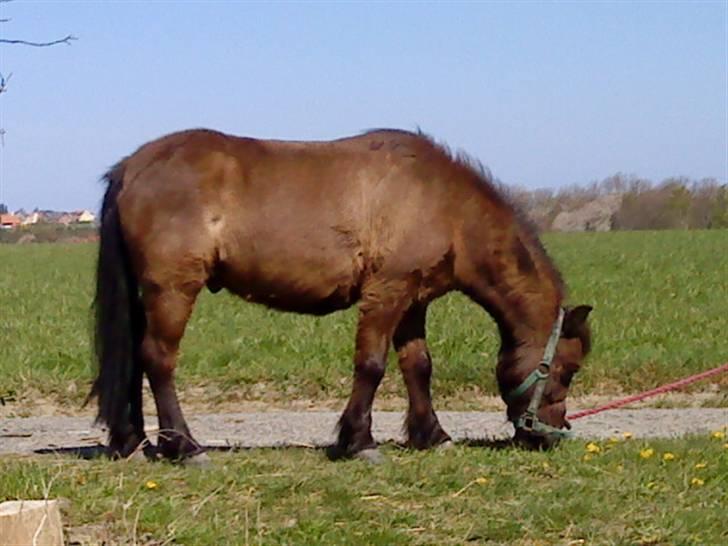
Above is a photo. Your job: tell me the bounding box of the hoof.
[437,440,455,451]
[125,449,149,462]
[182,452,211,467]
[354,448,386,465]
[108,433,148,460]
[325,445,345,461]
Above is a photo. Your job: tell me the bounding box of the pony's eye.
[561,370,575,387]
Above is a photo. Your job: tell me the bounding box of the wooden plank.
[0,500,63,546]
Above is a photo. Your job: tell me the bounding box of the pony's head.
[498,305,593,449]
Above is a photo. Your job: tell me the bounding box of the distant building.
[21,212,40,225]
[57,213,75,226]
[1,209,99,228]
[0,214,21,230]
[77,210,96,223]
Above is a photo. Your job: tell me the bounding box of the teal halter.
[504,308,574,440]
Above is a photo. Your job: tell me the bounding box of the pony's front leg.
[393,304,451,449]
[328,286,410,462]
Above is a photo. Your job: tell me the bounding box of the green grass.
[1,230,727,408]
[1,435,726,544]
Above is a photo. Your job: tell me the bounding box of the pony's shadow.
[33,443,256,461]
[456,437,517,450]
[33,437,518,460]
[34,444,109,460]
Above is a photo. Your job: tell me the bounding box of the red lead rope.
[567,362,728,421]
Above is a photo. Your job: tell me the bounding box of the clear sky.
[0,1,726,211]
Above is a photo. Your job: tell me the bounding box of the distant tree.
[0,0,75,51]
[598,173,651,195]
[503,172,727,231]
[0,0,76,140]
[708,184,728,228]
[687,178,720,229]
[660,178,691,229]
[599,173,629,194]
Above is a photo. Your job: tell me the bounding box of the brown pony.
[90,128,592,464]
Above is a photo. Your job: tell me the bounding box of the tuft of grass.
[1,230,727,408]
[0,435,726,544]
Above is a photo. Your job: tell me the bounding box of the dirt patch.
[1,383,725,420]
[1,409,726,456]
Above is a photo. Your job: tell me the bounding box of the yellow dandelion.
[582,454,593,462]
[639,448,654,459]
[475,477,488,485]
[622,432,633,440]
[694,462,707,469]
[723,443,728,450]
[585,442,601,454]
[607,436,620,444]
[145,480,159,490]
[662,452,676,461]
[711,430,726,440]
[690,478,704,487]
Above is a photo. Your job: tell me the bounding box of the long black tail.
[90,161,146,443]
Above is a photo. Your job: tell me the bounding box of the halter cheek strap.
[504,307,574,440]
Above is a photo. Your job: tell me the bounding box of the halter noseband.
[503,307,573,440]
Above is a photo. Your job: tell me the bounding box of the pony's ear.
[562,305,593,338]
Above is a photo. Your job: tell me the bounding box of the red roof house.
[0,214,21,229]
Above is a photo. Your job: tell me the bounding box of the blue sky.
[0,1,726,211]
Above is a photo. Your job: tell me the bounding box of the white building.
[77,210,96,223]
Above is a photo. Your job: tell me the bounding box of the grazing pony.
[91,128,592,463]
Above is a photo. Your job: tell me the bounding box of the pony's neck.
[484,278,562,351]
[464,229,564,352]
[491,276,564,405]
[451,169,565,353]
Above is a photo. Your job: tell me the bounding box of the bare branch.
[0,72,11,94]
[0,34,77,47]
[0,1,77,144]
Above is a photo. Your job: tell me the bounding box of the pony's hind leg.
[140,282,204,461]
[393,304,451,449]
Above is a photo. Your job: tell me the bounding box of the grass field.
[1,434,726,544]
[1,230,727,409]
[1,232,727,545]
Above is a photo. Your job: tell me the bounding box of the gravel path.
[1,408,726,455]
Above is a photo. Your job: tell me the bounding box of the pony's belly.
[216,259,362,316]
[237,284,360,315]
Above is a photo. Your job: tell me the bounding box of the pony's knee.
[354,355,386,383]
[140,335,176,378]
[400,345,432,378]
[410,350,432,378]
